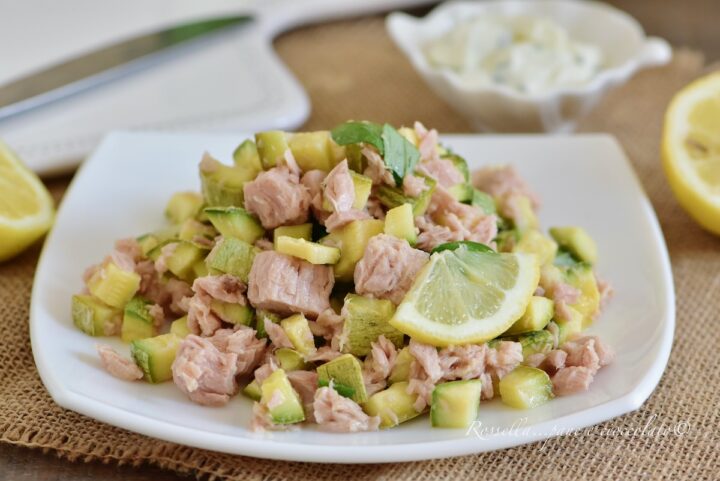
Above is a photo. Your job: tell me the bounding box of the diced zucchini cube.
[276,236,341,265]
[164,191,204,225]
[388,347,414,384]
[169,316,191,338]
[384,203,417,244]
[549,226,598,265]
[363,382,421,428]
[320,219,385,281]
[513,230,558,266]
[87,261,141,309]
[447,183,473,202]
[563,263,600,328]
[398,127,419,146]
[130,333,182,383]
[204,206,265,244]
[499,366,553,409]
[341,294,404,357]
[273,223,312,249]
[177,219,216,243]
[376,176,436,216]
[280,314,316,356]
[505,296,554,336]
[243,379,262,401]
[166,241,207,282]
[500,195,538,232]
[288,131,334,172]
[555,307,584,345]
[260,369,305,424]
[71,294,121,337]
[430,379,482,428]
[121,297,157,342]
[316,353,368,403]
[232,139,262,173]
[471,189,497,215]
[210,300,254,326]
[200,154,256,207]
[275,348,307,371]
[517,330,555,358]
[255,131,289,169]
[205,236,257,282]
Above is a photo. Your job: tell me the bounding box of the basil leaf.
[330,121,384,154]
[431,241,495,254]
[381,124,420,185]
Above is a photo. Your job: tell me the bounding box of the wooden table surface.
[2,1,717,479]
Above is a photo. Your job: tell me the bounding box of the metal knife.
[0,15,251,121]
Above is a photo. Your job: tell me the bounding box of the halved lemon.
[662,71,720,235]
[390,245,539,347]
[0,140,55,262]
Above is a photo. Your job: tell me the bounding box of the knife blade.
[0,15,251,121]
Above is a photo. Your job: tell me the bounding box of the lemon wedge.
[662,71,720,235]
[0,140,55,261]
[390,245,539,347]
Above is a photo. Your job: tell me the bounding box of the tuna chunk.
[415,216,458,251]
[263,317,293,349]
[550,335,614,396]
[362,146,395,186]
[301,169,329,222]
[313,386,380,432]
[354,234,429,304]
[96,344,143,381]
[472,165,540,209]
[402,174,429,197]
[323,160,355,212]
[243,166,311,229]
[527,349,567,375]
[417,158,464,188]
[135,259,192,316]
[209,327,267,376]
[305,346,343,363]
[406,340,442,412]
[172,335,238,406]
[362,335,398,396]
[287,370,319,420]
[596,276,614,314]
[562,336,615,371]
[485,341,523,380]
[248,251,334,318]
[414,121,440,163]
[438,344,487,380]
[366,197,386,220]
[186,274,248,336]
[552,366,595,396]
[153,242,177,275]
[417,187,498,250]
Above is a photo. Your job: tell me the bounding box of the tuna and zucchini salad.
[76,121,615,432]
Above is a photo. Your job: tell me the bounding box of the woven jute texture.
[2,16,719,481]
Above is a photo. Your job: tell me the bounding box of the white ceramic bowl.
[387,0,672,133]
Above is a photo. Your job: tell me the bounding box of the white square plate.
[30,132,675,463]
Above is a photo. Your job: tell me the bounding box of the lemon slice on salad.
[0,140,55,262]
[390,243,539,347]
[662,71,720,235]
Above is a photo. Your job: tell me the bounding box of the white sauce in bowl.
[424,15,604,94]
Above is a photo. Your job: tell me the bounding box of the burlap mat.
[1,17,719,481]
